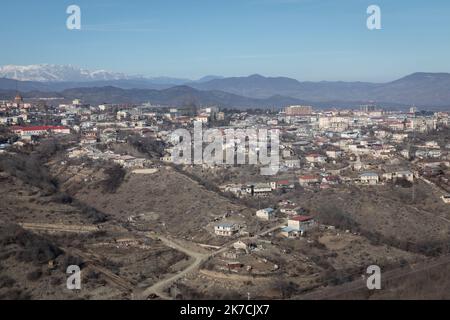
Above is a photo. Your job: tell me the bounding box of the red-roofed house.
[288,215,316,231]
[11,126,70,137]
[298,175,320,187]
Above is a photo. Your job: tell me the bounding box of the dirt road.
[137,223,285,300]
[137,235,208,299]
[19,222,99,233]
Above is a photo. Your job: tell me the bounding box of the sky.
[1,0,450,82]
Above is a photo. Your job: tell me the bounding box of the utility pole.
[410,124,417,202]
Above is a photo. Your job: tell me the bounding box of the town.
[2,90,450,300]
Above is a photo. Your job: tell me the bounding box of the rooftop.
[11,125,68,131]
[289,215,314,222]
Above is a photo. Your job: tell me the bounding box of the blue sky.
[1,0,450,82]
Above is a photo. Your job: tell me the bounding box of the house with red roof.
[287,215,316,232]
[281,215,317,238]
[11,126,70,137]
[298,175,320,187]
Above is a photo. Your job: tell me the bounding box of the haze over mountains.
[1,64,450,109]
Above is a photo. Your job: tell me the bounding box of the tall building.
[14,93,23,105]
[360,105,377,113]
[284,105,313,116]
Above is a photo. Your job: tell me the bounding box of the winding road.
[137,235,208,300]
[136,222,286,300]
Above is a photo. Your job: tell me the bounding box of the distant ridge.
[190,72,450,107]
[0,84,427,110]
[1,66,450,107]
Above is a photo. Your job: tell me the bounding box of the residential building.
[298,175,320,187]
[360,172,380,185]
[287,215,316,232]
[256,208,275,220]
[214,223,239,237]
[285,105,313,116]
[441,195,450,204]
[11,125,70,137]
[305,153,327,164]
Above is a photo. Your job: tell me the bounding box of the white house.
[326,150,343,159]
[214,223,239,236]
[252,183,273,195]
[305,154,326,163]
[441,195,450,204]
[256,208,275,220]
[397,170,414,182]
[284,159,301,168]
[360,172,380,185]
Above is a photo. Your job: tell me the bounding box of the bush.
[394,178,413,188]
[316,204,359,231]
[0,275,16,288]
[26,269,43,281]
[0,154,57,195]
[50,277,63,286]
[52,192,73,204]
[127,134,166,158]
[70,200,108,224]
[60,255,85,272]
[102,165,126,193]
[0,224,63,265]
[0,289,31,300]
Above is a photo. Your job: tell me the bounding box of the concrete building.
[285,105,313,116]
[287,215,316,232]
[214,223,239,236]
[360,172,380,185]
[256,208,275,220]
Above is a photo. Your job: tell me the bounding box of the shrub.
[0,275,16,288]
[0,224,63,264]
[102,165,126,193]
[26,269,43,281]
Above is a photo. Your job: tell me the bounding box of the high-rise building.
[284,105,313,116]
[360,105,377,113]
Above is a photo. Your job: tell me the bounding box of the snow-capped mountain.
[0,64,136,82]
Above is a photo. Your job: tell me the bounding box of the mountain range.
[0,64,222,86]
[1,64,450,109]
